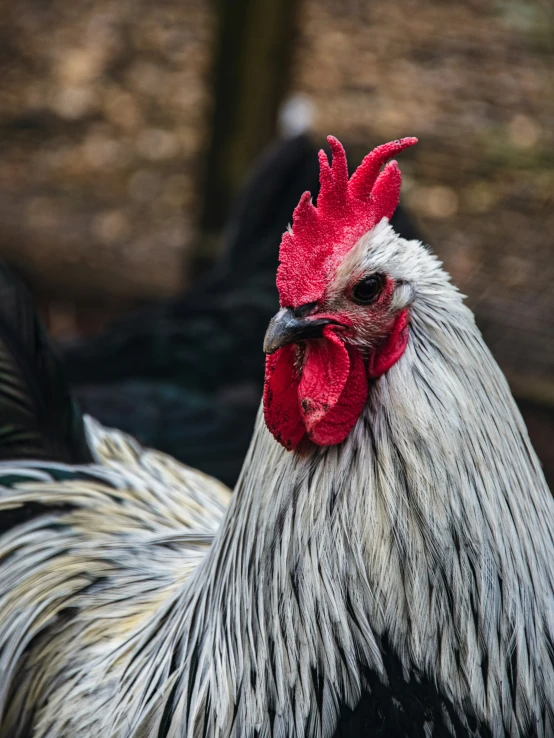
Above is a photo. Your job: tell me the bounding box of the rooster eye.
[351,275,384,305]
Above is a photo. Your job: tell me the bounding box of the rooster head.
[263,135,417,450]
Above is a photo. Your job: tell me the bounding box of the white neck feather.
[170,271,554,737]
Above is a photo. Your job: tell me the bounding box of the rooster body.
[0,139,552,737]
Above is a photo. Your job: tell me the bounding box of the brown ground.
[0,0,212,302]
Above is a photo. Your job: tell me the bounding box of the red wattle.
[305,345,368,446]
[263,345,305,450]
[298,328,351,431]
[299,327,368,446]
[264,312,410,451]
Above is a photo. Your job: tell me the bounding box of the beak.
[263,307,337,355]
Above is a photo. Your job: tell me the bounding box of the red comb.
[276,136,417,307]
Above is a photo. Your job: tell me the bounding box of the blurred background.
[0,0,552,486]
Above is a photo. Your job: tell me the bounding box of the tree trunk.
[199,0,301,235]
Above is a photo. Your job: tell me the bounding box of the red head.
[263,135,417,450]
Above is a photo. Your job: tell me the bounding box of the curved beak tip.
[263,307,335,354]
[263,310,289,355]
[263,335,279,355]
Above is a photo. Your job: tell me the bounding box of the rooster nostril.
[292,302,318,319]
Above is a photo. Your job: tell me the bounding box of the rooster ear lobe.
[367,310,410,379]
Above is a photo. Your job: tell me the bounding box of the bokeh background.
[0,0,552,483]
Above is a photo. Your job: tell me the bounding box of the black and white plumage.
[0,219,552,734]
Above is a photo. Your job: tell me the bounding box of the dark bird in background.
[59,134,420,487]
[0,264,90,468]
[0,263,91,537]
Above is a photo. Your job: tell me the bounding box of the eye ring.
[351,274,385,305]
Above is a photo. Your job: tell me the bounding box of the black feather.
[0,263,90,466]
[0,263,91,535]
[333,636,492,738]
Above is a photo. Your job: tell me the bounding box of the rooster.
[0,137,552,738]
[58,133,420,487]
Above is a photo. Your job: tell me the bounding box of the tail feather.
[0,264,91,466]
